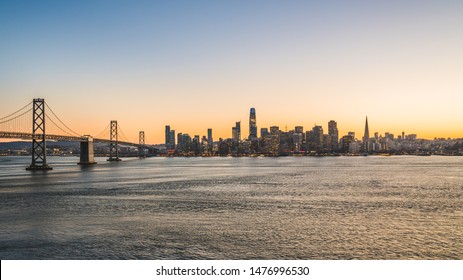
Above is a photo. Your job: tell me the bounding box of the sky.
[1,0,463,143]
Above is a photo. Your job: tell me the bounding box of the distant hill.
[0,141,80,149]
[0,141,31,149]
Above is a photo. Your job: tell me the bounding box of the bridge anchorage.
[26,98,53,171]
[107,120,121,161]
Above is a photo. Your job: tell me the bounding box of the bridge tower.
[139,131,145,158]
[107,120,121,161]
[26,98,53,170]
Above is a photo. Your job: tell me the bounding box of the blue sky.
[1,1,463,142]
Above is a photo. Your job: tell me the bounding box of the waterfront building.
[218,139,230,156]
[165,125,171,148]
[232,121,241,141]
[261,128,269,138]
[295,126,305,142]
[385,132,394,141]
[305,130,314,151]
[177,133,183,151]
[340,135,354,153]
[262,134,279,155]
[207,129,213,152]
[293,133,303,152]
[349,141,361,154]
[279,132,291,154]
[201,136,209,154]
[193,135,201,154]
[270,126,280,135]
[323,134,331,152]
[328,120,338,151]
[169,130,175,149]
[182,134,191,153]
[313,125,324,151]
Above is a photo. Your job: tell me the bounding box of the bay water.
[0,156,461,259]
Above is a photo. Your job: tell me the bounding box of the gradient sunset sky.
[1,0,462,143]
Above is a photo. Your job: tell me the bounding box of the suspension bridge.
[0,98,156,170]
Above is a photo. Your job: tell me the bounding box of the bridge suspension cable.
[0,108,32,125]
[0,101,32,121]
[117,124,135,143]
[45,114,75,136]
[44,102,81,137]
[94,123,110,139]
[0,108,32,134]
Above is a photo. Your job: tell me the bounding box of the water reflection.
[0,156,462,259]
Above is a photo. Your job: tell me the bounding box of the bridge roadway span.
[0,131,142,146]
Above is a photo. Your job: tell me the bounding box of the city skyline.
[0,99,461,144]
[1,1,463,142]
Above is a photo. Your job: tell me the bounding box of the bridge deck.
[0,131,151,148]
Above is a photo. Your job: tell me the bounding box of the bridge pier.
[27,98,52,171]
[78,136,97,165]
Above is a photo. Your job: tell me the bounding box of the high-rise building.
[340,135,354,153]
[293,133,303,151]
[207,129,213,150]
[182,134,191,152]
[176,132,183,150]
[313,125,324,151]
[193,135,201,154]
[328,120,338,151]
[363,116,370,152]
[169,130,176,149]
[232,121,241,141]
[165,125,171,147]
[260,128,269,138]
[270,126,280,135]
[249,108,257,139]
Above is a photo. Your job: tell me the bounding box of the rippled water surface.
[0,156,462,259]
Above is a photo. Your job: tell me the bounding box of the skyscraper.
[165,125,171,148]
[169,130,176,149]
[363,116,370,153]
[177,132,183,150]
[328,120,339,151]
[312,125,324,151]
[249,108,257,139]
[232,121,241,141]
[207,128,213,150]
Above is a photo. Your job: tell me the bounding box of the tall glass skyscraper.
[207,128,213,148]
[165,125,171,147]
[249,107,257,139]
[363,116,370,153]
